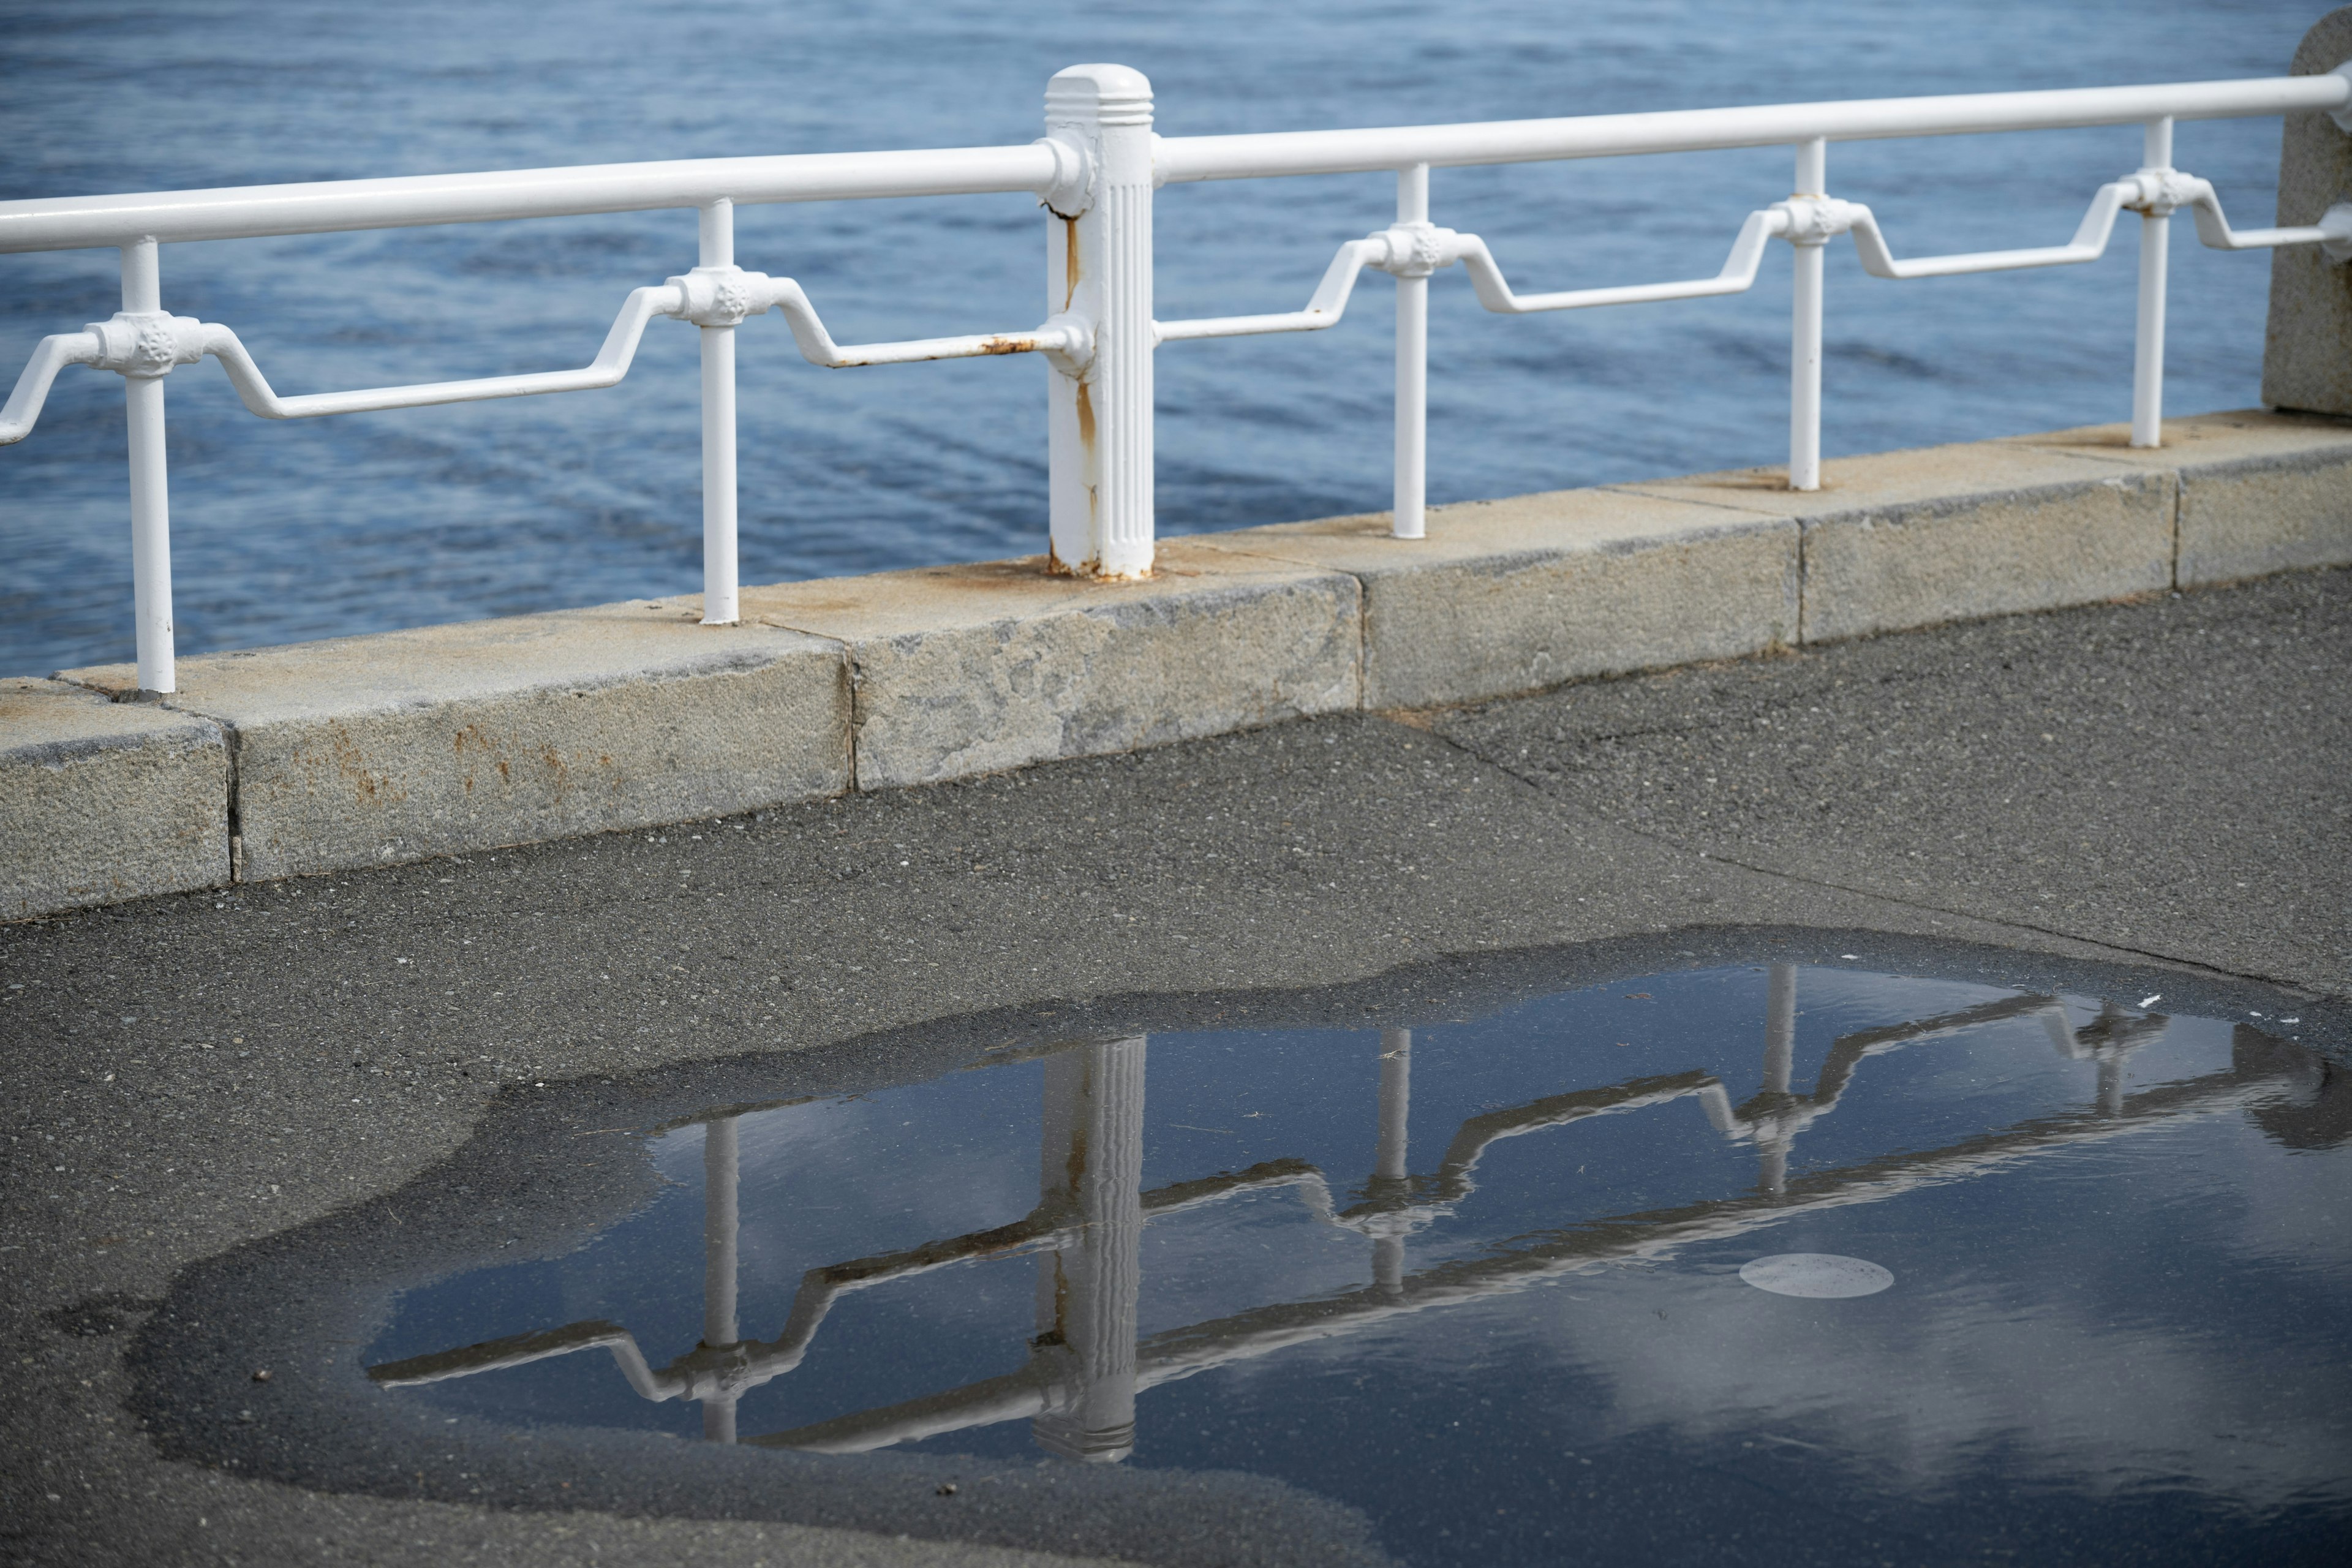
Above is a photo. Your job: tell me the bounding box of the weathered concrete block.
[1621,441,2173,644]
[2262,7,2352,417]
[1,677,229,918]
[742,543,1360,790]
[1189,490,1795,709]
[2002,409,2352,586]
[61,605,849,880]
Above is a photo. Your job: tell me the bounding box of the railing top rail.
[0,143,1064,255]
[1,73,2342,257]
[1157,74,2352,183]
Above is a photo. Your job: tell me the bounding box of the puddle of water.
[350,960,2352,1564]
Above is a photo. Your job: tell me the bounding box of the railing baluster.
[1788,138,1828,492]
[2132,117,2175,449]
[698,199,741,625]
[121,238,176,694]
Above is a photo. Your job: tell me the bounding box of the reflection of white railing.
[5,66,2351,693]
[368,1082,1331,1450]
[369,971,2294,1463]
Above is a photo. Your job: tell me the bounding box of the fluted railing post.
[1043,64,1155,578]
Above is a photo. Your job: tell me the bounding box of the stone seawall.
[6,409,2350,920]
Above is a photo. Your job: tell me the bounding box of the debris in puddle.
[1739,1254,1895,1298]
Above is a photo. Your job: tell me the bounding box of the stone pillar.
[2262,7,2352,414]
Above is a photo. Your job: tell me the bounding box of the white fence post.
[1787,138,1828,492]
[121,238,176,693]
[2131,118,2174,448]
[1393,165,1431,540]
[698,199,742,624]
[1043,64,1155,579]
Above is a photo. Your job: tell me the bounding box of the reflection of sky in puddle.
[367,963,2352,1565]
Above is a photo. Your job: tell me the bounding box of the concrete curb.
[1614,441,2173,644]
[56,604,850,883]
[1,677,230,919]
[736,541,1361,791]
[7,409,2350,916]
[1183,488,1796,710]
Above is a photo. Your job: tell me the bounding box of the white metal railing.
[4,63,2350,695]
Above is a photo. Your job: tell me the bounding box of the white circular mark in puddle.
[1739,1253,1894,1298]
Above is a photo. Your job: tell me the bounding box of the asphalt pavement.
[3,567,2345,1567]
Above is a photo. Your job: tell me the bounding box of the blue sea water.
[0,1,2329,676]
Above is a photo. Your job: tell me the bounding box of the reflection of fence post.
[2043,1000,2169,1117]
[1033,1037,1145,1461]
[1757,965,1798,1195]
[701,1115,741,1442]
[1371,1028,1414,1292]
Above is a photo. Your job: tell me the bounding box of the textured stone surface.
[1188,489,1795,709]
[0,677,229,918]
[742,543,1360,790]
[2262,7,2352,417]
[59,605,850,880]
[1618,442,2173,643]
[2002,409,2352,585]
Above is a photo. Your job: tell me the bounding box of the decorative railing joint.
[86,311,207,378]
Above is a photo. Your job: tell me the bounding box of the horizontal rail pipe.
[1154,72,2352,183]
[0,145,1072,254]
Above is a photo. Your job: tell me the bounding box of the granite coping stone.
[0,676,230,918]
[59,603,851,880]
[1615,438,2176,643]
[1999,409,2352,586]
[1185,488,1796,709]
[737,541,1362,790]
